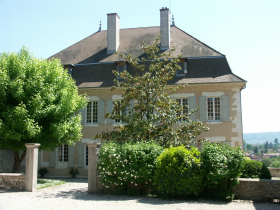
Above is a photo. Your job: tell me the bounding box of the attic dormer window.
[116,62,127,79]
[176,59,187,77]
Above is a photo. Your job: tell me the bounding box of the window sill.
[84,123,99,127]
[206,121,222,124]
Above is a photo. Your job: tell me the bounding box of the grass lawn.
[37,179,67,190]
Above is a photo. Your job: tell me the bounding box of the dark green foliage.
[260,164,272,179]
[38,168,48,177]
[155,146,203,198]
[201,143,244,201]
[0,47,87,172]
[240,160,263,178]
[240,159,271,179]
[98,141,163,195]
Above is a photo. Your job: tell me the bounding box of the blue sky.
[1,0,279,133]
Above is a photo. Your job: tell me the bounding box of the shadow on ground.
[35,183,236,207]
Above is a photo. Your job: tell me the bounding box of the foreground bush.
[98,141,163,195]
[201,143,244,201]
[240,159,271,179]
[155,146,203,198]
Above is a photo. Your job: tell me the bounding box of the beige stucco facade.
[32,81,245,177]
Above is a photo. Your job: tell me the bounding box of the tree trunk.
[12,150,26,173]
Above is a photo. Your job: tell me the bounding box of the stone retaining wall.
[268,167,280,177]
[0,173,26,190]
[233,178,280,201]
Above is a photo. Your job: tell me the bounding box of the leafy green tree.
[0,47,87,172]
[274,138,279,149]
[96,37,209,147]
[254,146,259,155]
[269,142,273,149]
[271,161,280,168]
[262,158,273,167]
[264,141,269,153]
[258,144,264,150]
[246,143,254,151]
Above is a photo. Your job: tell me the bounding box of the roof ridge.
[120,26,160,30]
[171,25,224,56]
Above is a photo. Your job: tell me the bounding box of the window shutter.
[38,150,41,167]
[49,150,56,167]
[98,100,105,124]
[80,107,85,125]
[127,100,134,116]
[77,142,84,167]
[188,96,197,121]
[221,95,230,121]
[199,96,207,122]
[107,99,114,124]
[68,145,75,167]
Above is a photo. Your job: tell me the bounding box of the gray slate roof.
[49,25,246,88]
[49,26,223,64]
[72,57,245,88]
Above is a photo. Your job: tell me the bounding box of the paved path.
[0,178,279,210]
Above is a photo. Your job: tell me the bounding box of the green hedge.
[240,159,271,179]
[201,143,244,201]
[98,141,163,195]
[155,146,203,198]
[98,141,247,200]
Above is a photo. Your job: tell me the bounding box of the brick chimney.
[107,13,120,54]
[160,7,170,50]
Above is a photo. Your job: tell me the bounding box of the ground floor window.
[58,144,68,162]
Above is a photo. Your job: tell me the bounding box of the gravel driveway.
[0,178,279,210]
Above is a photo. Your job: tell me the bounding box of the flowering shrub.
[98,141,163,194]
[201,143,244,201]
[155,146,203,198]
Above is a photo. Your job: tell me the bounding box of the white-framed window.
[114,100,126,123]
[57,144,69,167]
[86,101,98,124]
[176,60,187,76]
[207,97,221,121]
[58,144,68,162]
[176,98,188,122]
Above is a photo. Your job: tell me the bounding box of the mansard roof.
[49,25,246,88]
[72,57,245,88]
